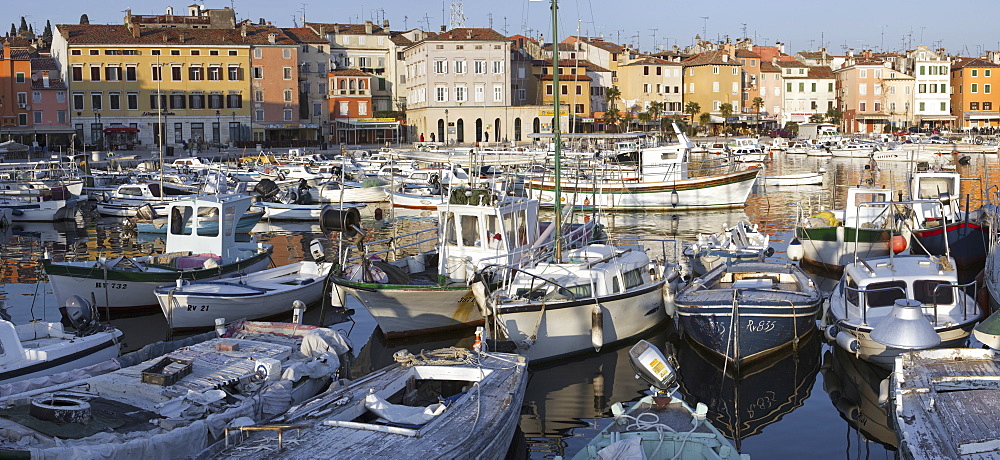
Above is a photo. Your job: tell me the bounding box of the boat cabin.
[840,186,894,228]
[840,255,977,327]
[436,189,540,282]
[909,171,960,224]
[166,194,253,258]
[504,245,651,302]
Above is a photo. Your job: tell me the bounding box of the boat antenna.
[551,0,563,261]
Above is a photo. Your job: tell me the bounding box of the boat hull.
[336,280,483,337]
[525,168,759,211]
[156,262,330,330]
[795,225,890,270]
[676,301,820,364]
[0,198,80,222]
[910,221,989,270]
[43,250,272,311]
[831,319,976,369]
[0,330,122,384]
[390,191,447,210]
[487,281,666,363]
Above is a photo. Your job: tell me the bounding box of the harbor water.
[1,150,997,458]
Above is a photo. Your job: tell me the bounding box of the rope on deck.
[393,347,474,367]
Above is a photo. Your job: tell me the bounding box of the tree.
[637,110,652,132]
[603,86,623,133]
[825,107,843,126]
[808,114,825,123]
[9,24,15,37]
[751,97,764,135]
[684,102,701,135]
[719,103,734,137]
[602,107,622,133]
[648,101,664,135]
[79,14,90,25]
[18,17,27,36]
[42,20,52,40]
[699,113,712,134]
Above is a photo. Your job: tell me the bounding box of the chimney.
[440,25,447,33]
[42,71,50,88]
[365,21,373,34]
[179,31,187,43]
[722,53,729,63]
[241,23,248,38]
[130,23,140,38]
[319,25,325,36]
[382,19,389,30]
[268,33,276,44]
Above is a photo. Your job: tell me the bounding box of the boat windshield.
[848,280,907,307]
[913,280,954,305]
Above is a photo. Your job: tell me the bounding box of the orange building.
[950,57,1000,129]
[0,39,34,142]
[328,69,382,144]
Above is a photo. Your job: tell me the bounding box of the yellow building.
[532,60,592,119]
[682,50,742,129]
[51,20,264,150]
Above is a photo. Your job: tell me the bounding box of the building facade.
[950,57,1000,129]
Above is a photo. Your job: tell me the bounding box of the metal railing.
[841,279,977,326]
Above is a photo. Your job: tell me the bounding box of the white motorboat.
[253,201,364,221]
[44,194,273,312]
[0,184,81,221]
[760,172,824,186]
[474,243,679,363]
[211,348,527,460]
[730,146,768,162]
[683,220,772,276]
[0,299,123,384]
[312,180,389,203]
[830,142,881,158]
[825,253,982,369]
[95,182,190,217]
[156,260,332,330]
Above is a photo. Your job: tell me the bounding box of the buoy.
[670,190,680,207]
[472,326,483,352]
[591,304,604,352]
[835,330,859,353]
[824,324,838,342]
[890,233,907,254]
[374,207,384,221]
[786,237,804,261]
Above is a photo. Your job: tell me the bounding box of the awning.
[914,115,956,121]
[335,120,399,129]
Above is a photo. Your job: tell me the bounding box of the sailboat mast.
[551,0,563,260]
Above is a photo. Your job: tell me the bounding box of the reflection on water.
[0,154,997,458]
[821,346,898,451]
[675,329,822,452]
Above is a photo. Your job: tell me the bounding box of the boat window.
[170,205,195,235]
[846,278,859,305]
[916,177,956,199]
[913,280,954,305]
[613,276,621,293]
[484,215,502,249]
[443,212,457,245]
[461,215,480,247]
[623,268,645,290]
[563,284,592,298]
[194,206,219,237]
[223,205,236,237]
[120,187,142,196]
[503,212,516,246]
[863,281,907,308]
[851,192,888,206]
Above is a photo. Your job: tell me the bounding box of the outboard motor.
[59,295,102,336]
[252,179,281,202]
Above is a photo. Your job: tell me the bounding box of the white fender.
[591,304,604,352]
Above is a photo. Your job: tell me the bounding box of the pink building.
[29,57,73,151]
[328,69,380,144]
[249,25,300,146]
[835,54,893,133]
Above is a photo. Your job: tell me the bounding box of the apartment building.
[616,56,683,117]
[835,55,894,133]
[306,21,399,115]
[682,50,742,127]
[758,61,783,128]
[950,57,1000,129]
[0,38,39,146]
[28,57,72,149]
[282,27,330,143]
[775,60,836,125]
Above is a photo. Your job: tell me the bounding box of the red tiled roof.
[431,28,507,41]
[539,74,592,82]
[682,50,738,67]
[30,57,59,70]
[282,27,325,44]
[565,36,624,54]
[735,50,760,58]
[759,62,780,72]
[622,56,677,66]
[305,22,388,35]
[57,24,296,46]
[331,69,371,77]
[952,57,999,69]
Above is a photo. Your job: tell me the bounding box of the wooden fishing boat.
[0,320,352,458]
[675,261,822,364]
[906,171,991,271]
[211,348,528,460]
[889,348,1000,460]
[791,185,893,271]
[760,172,824,186]
[44,194,273,312]
[156,260,332,330]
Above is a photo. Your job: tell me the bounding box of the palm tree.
[637,111,653,132]
[604,86,622,133]
[719,103,734,138]
[648,101,665,136]
[684,102,701,136]
[751,97,764,135]
[602,107,622,133]
[808,114,825,123]
[699,113,712,135]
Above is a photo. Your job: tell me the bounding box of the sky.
[7,0,1000,57]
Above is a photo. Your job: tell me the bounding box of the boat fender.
[10,209,23,217]
[591,304,604,352]
[824,324,838,343]
[663,280,677,317]
[764,247,775,257]
[786,238,804,262]
[877,377,891,407]
[835,330,859,353]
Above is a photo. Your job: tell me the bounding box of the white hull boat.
[313,181,389,203]
[156,261,332,330]
[253,202,365,221]
[0,317,122,384]
[761,172,823,186]
[0,197,80,222]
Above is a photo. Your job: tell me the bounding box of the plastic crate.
[140,357,193,386]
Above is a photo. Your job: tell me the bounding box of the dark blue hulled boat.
[907,171,990,271]
[674,262,822,364]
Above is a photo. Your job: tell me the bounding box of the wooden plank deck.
[218,352,528,460]
[893,348,1000,459]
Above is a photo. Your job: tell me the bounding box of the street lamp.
[444,109,449,146]
[215,110,221,152]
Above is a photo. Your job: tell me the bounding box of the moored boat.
[675,261,822,365]
[683,220,772,276]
